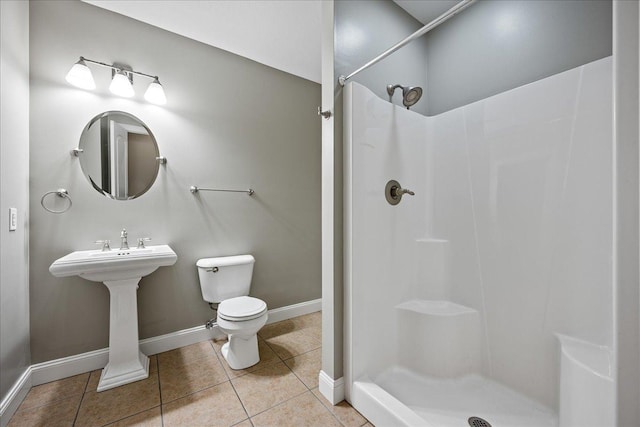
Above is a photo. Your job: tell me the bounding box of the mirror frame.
[78,111,160,200]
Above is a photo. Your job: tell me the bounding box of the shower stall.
[340,2,615,426]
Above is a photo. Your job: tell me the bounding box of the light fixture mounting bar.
[80,56,158,81]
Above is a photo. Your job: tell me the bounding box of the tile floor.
[8,312,372,427]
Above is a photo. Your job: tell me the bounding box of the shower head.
[386,84,423,109]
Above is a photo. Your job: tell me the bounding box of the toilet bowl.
[216,296,268,369]
[196,255,268,370]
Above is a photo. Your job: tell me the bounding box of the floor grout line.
[155,356,165,427]
[101,405,162,427]
[159,378,231,406]
[228,376,251,422]
[281,345,322,362]
[71,374,91,427]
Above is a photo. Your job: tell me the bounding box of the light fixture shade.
[65,59,95,90]
[144,78,167,105]
[109,70,135,98]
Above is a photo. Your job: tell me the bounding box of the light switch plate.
[9,208,17,231]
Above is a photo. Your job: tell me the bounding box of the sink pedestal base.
[97,278,149,392]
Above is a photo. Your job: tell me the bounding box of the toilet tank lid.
[196,254,255,268]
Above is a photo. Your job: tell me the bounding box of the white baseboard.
[0,367,32,427]
[140,324,224,356]
[318,370,345,405]
[0,298,321,424]
[266,298,322,324]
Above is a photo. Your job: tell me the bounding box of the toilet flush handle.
[206,267,219,273]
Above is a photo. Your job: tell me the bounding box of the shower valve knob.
[385,179,415,206]
[395,187,415,197]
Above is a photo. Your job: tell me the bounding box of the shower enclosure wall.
[344,57,614,426]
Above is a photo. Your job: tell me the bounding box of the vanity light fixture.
[65,58,96,90]
[109,69,135,98]
[144,77,167,105]
[65,56,167,105]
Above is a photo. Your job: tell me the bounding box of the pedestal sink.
[50,245,177,391]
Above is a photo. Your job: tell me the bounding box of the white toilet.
[196,254,268,370]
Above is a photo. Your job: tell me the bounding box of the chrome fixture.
[137,238,151,249]
[40,189,72,214]
[338,0,476,86]
[70,148,83,157]
[205,302,219,329]
[385,180,415,206]
[190,185,255,196]
[95,240,111,252]
[65,56,167,105]
[387,84,423,109]
[120,228,129,250]
[318,106,332,119]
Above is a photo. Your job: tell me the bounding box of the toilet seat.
[218,296,267,321]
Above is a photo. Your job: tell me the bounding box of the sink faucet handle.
[95,240,111,251]
[137,237,151,249]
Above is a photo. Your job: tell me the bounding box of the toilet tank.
[196,255,255,303]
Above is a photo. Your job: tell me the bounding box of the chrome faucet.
[120,228,129,250]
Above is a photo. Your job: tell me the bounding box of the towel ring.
[41,189,72,214]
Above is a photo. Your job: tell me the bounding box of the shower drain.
[468,416,492,427]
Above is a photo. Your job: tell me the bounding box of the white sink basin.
[49,244,177,392]
[49,245,177,282]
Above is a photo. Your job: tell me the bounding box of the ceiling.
[84,1,458,85]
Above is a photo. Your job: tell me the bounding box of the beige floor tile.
[230,361,307,416]
[306,325,322,342]
[18,373,89,411]
[311,388,368,427]
[258,312,321,340]
[86,356,158,393]
[105,407,162,427]
[8,395,81,427]
[75,366,160,426]
[158,341,216,368]
[294,311,322,329]
[264,328,321,360]
[284,348,321,389]
[162,382,247,427]
[258,319,297,340]
[212,337,281,379]
[250,391,341,427]
[159,352,228,403]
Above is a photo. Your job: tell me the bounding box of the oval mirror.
[78,111,159,200]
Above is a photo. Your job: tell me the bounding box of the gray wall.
[425,0,612,114]
[336,0,428,115]
[29,0,321,363]
[0,0,31,403]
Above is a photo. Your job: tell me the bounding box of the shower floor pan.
[352,367,557,427]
